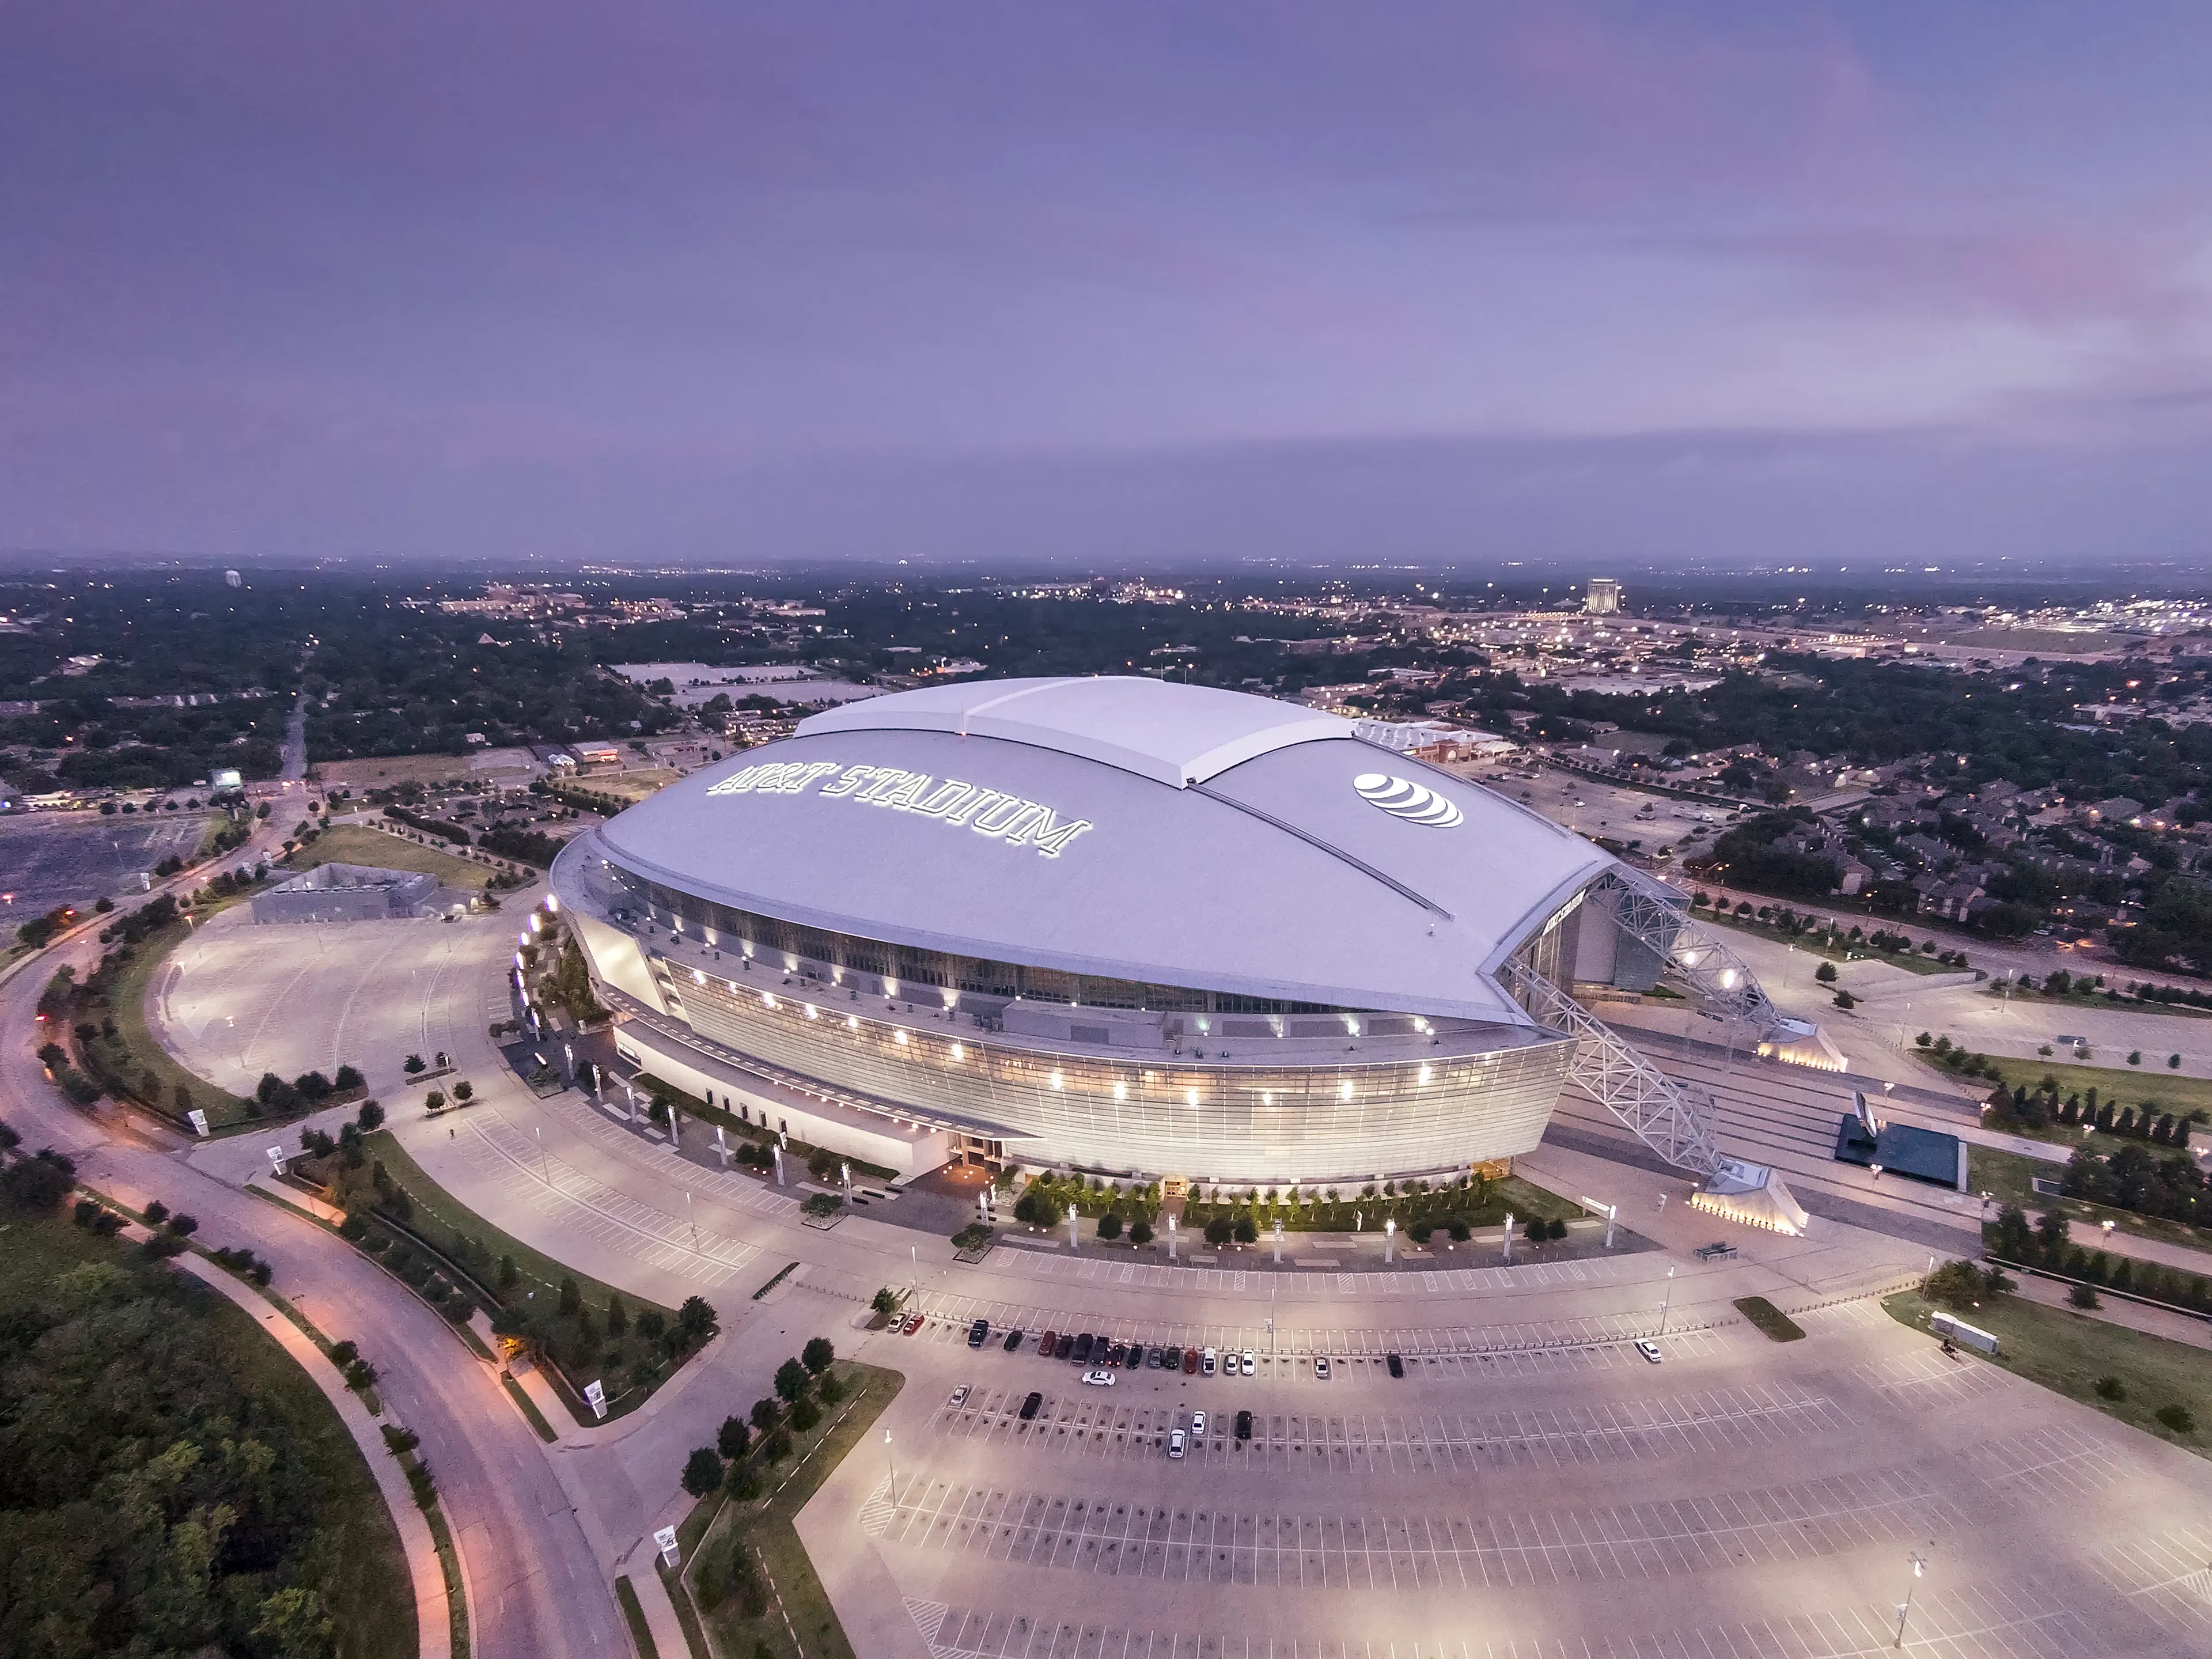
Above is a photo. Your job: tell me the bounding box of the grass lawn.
[366,1128,678,1319]
[1700,910,1967,974]
[1967,1143,2212,1257]
[290,823,495,889]
[1733,1296,1806,1342]
[1985,983,2212,1022]
[1964,1053,2212,1120]
[104,908,258,1130]
[1883,1287,2210,1459]
[694,1361,904,1659]
[1,1213,416,1658]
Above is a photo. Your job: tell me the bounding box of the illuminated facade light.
[1113,1082,1128,1101]
[692,968,706,984]
[1339,1081,1354,1101]
[804,1003,818,1020]
[763,992,778,1009]
[895,1029,910,1046]
[1049,1071,1064,1089]
[1185,1088,1200,1107]
[950,1043,965,1061]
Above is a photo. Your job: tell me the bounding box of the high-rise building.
[224,569,243,589]
[1583,578,1622,615]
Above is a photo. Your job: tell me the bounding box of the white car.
[1201,1346,1217,1376]
[1635,1339,1662,1365]
[1167,1429,1186,1459]
[1240,1349,1256,1376]
[1189,1410,1207,1440]
[1314,1356,1331,1381]
[1081,1369,1117,1387]
[949,1387,969,1407]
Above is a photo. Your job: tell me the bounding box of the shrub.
[2155,1404,2196,1435]
[2069,1283,2101,1309]
[335,1064,364,1090]
[635,1308,666,1342]
[1814,961,1838,984]
[1547,1217,1569,1241]
[404,1053,425,1074]
[1096,1211,1123,1240]
[1,1149,78,1215]
[816,1372,844,1406]
[1408,1219,1435,1244]
[678,1294,718,1342]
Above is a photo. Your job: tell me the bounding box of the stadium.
[552,676,1805,1226]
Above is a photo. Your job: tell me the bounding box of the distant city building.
[1582,578,1623,616]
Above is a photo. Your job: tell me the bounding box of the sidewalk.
[175,1255,454,1659]
[2005,1267,2212,1351]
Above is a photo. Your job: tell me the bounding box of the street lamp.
[884,1427,897,1510]
[1658,1265,1676,1336]
[1893,1552,1927,1647]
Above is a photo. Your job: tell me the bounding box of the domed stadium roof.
[596,676,1615,1024]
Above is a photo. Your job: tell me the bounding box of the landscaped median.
[278,1120,717,1425]
[658,1344,904,1659]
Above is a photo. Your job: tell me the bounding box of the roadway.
[0,783,625,1659]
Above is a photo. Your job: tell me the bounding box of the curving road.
[0,812,625,1659]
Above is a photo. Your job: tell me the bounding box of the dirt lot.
[309,749,540,789]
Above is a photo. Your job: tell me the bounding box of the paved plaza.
[147,903,2212,1659]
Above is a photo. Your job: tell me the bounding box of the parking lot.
[830,1289,2212,1659]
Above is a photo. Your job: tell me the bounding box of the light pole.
[686,1191,699,1253]
[536,1124,550,1187]
[1893,1552,1927,1647]
[884,1427,897,1510]
[1658,1265,1676,1336]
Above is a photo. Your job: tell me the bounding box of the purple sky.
[5,2,2210,569]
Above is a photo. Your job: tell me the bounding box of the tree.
[453,1080,474,1102]
[2156,1404,2196,1435]
[2170,1054,2184,1069]
[871,1287,899,1318]
[1814,961,1838,984]
[605,1292,626,1335]
[1128,1217,1153,1247]
[802,1336,835,1373]
[718,1416,752,1460]
[2033,1209,2070,1259]
[681,1446,725,1498]
[1203,1216,1233,1245]
[678,1294,718,1342]
[357,1099,385,1131]
[558,1276,582,1315]
[751,1396,781,1430]
[498,1254,518,1290]
[774,1357,810,1402]
[335,1064,364,1090]
[404,1053,426,1074]
[423,1089,446,1111]
[1232,1215,1257,1245]
[1096,1210,1123,1241]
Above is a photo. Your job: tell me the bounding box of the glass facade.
[662,960,1574,1182]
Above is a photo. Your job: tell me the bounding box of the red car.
[901,1311,926,1335]
[1181,1347,1199,1374]
[1039,1330,1058,1356]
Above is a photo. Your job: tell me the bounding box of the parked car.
[901,1311,926,1335]
[1107,1340,1128,1366]
[1081,1369,1116,1387]
[1039,1330,1058,1356]
[1385,1351,1404,1378]
[1181,1347,1198,1374]
[1190,1410,1207,1439]
[1019,1391,1043,1421]
[1239,1350,1256,1376]
[968,1319,990,1348]
[1635,1339,1662,1364]
[1234,1409,1253,1441]
[1054,1333,1074,1359]
[949,1387,969,1407]
[1168,1429,1186,1460]
[1073,1333,1094,1364]
[1315,1356,1331,1381]
[1202,1347,1217,1376]
[1003,1328,1025,1352]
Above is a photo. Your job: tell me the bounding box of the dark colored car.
[1387,1352,1404,1378]
[1003,1329,1025,1352]
[1020,1391,1043,1421]
[1149,1345,1167,1368]
[968,1319,990,1348]
[1181,1348,1198,1374]
[1073,1333,1094,1363]
[1234,1409,1253,1441]
[1054,1333,1074,1360]
[1107,1341,1128,1366]
[1039,1330,1058,1356]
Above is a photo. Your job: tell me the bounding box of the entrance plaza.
[156,907,2212,1659]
